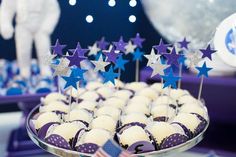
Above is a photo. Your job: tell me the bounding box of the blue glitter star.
[161,68,181,89]
[196,62,212,78]
[62,73,80,90]
[132,48,144,61]
[102,66,119,85]
[178,55,186,65]
[71,67,87,81]
[114,55,129,71]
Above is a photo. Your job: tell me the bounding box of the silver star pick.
[41,53,57,65]
[185,51,202,68]
[144,48,161,67]
[88,43,101,56]
[125,41,137,54]
[150,58,170,77]
[51,58,70,77]
[91,55,110,72]
[103,45,120,53]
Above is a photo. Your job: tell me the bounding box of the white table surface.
[0,112,216,157]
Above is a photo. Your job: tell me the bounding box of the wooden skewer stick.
[135,60,139,82]
[198,76,204,100]
[178,63,182,89]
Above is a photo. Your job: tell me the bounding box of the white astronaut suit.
[0,0,60,78]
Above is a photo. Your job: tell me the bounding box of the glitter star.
[144,48,160,67]
[178,55,187,65]
[132,48,144,61]
[131,33,145,48]
[91,55,110,72]
[51,58,70,77]
[88,43,101,56]
[69,42,88,57]
[113,36,127,52]
[71,67,87,80]
[66,50,87,67]
[41,53,57,65]
[161,68,181,89]
[185,51,202,68]
[102,66,119,85]
[104,46,120,63]
[164,47,180,67]
[125,41,137,54]
[62,73,80,90]
[97,37,109,50]
[153,39,170,54]
[150,59,170,77]
[200,44,217,60]
[178,37,191,49]
[51,39,67,56]
[114,55,129,71]
[196,62,212,78]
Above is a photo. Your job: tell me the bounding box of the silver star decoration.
[41,53,57,65]
[144,48,161,67]
[91,56,110,72]
[88,43,101,56]
[150,58,170,77]
[185,51,202,68]
[103,45,120,53]
[125,41,137,54]
[51,58,70,77]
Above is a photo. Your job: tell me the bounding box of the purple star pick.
[67,51,87,67]
[104,46,119,63]
[153,39,171,54]
[69,42,88,57]
[51,39,67,56]
[131,33,145,48]
[164,47,180,67]
[200,44,217,60]
[97,37,109,50]
[178,37,191,49]
[113,36,127,52]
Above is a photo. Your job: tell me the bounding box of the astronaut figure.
[0,0,60,78]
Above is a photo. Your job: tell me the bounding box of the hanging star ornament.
[164,47,180,67]
[91,55,110,72]
[113,36,128,52]
[102,65,119,85]
[88,43,101,56]
[69,42,88,57]
[196,62,213,78]
[97,37,109,50]
[62,73,80,90]
[150,58,170,77]
[51,39,67,56]
[132,48,144,61]
[51,58,70,77]
[161,68,181,89]
[104,46,120,63]
[125,41,137,54]
[153,38,170,54]
[131,33,145,48]
[144,48,160,66]
[178,37,191,49]
[114,55,129,71]
[200,44,217,60]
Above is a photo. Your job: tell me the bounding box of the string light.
[69,0,76,6]
[129,15,136,23]
[86,15,94,23]
[129,0,137,7]
[108,0,116,7]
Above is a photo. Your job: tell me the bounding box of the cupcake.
[177,95,198,107]
[66,88,86,98]
[152,96,177,109]
[121,113,149,127]
[105,79,125,88]
[65,109,93,126]
[150,83,168,94]
[76,129,112,154]
[129,96,151,107]
[124,102,150,116]
[170,89,189,100]
[96,86,114,98]
[118,125,155,153]
[136,87,158,101]
[45,122,86,149]
[146,122,188,149]
[80,91,100,101]
[172,113,207,138]
[86,81,103,90]
[151,104,176,122]
[74,100,97,112]
[102,97,126,109]
[96,106,121,120]
[41,92,67,105]
[40,100,69,113]
[91,115,117,133]
[125,82,148,92]
[113,90,133,101]
[179,103,207,118]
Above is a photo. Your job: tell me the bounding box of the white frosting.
[178,95,198,105]
[82,129,112,146]
[151,105,176,120]
[91,115,117,133]
[125,82,147,92]
[170,89,189,100]
[103,97,126,109]
[66,109,93,123]
[136,87,158,101]
[40,101,69,113]
[41,93,67,105]
[86,82,103,90]
[129,96,151,107]
[96,106,121,120]
[179,103,206,118]
[80,91,99,101]
[96,86,114,98]
[34,112,60,129]
[146,122,176,145]
[152,96,176,106]
[66,88,86,98]
[121,113,148,125]
[112,90,133,101]
[75,100,97,111]
[125,102,150,115]
[119,126,149,146]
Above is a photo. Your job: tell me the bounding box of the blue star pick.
[178,55,186,65]
[132,48,144,61]
[62,73,80,90]
[196,62,213,78]
[71,67,87,81]
[114,55,129,71]
[161,68,181,89]
[102,66,119,85]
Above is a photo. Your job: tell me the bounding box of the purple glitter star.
[153,39,171,54]
[104,46,119,63]
[164,47,180,67]
[97,37,109,50]
[113,36,127,52]
[200,44,217,60]
[51,39,67,56]
[178,37,191,49]
[131,33,145,48]
[67,51,87,67]
[69,42,88,57]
